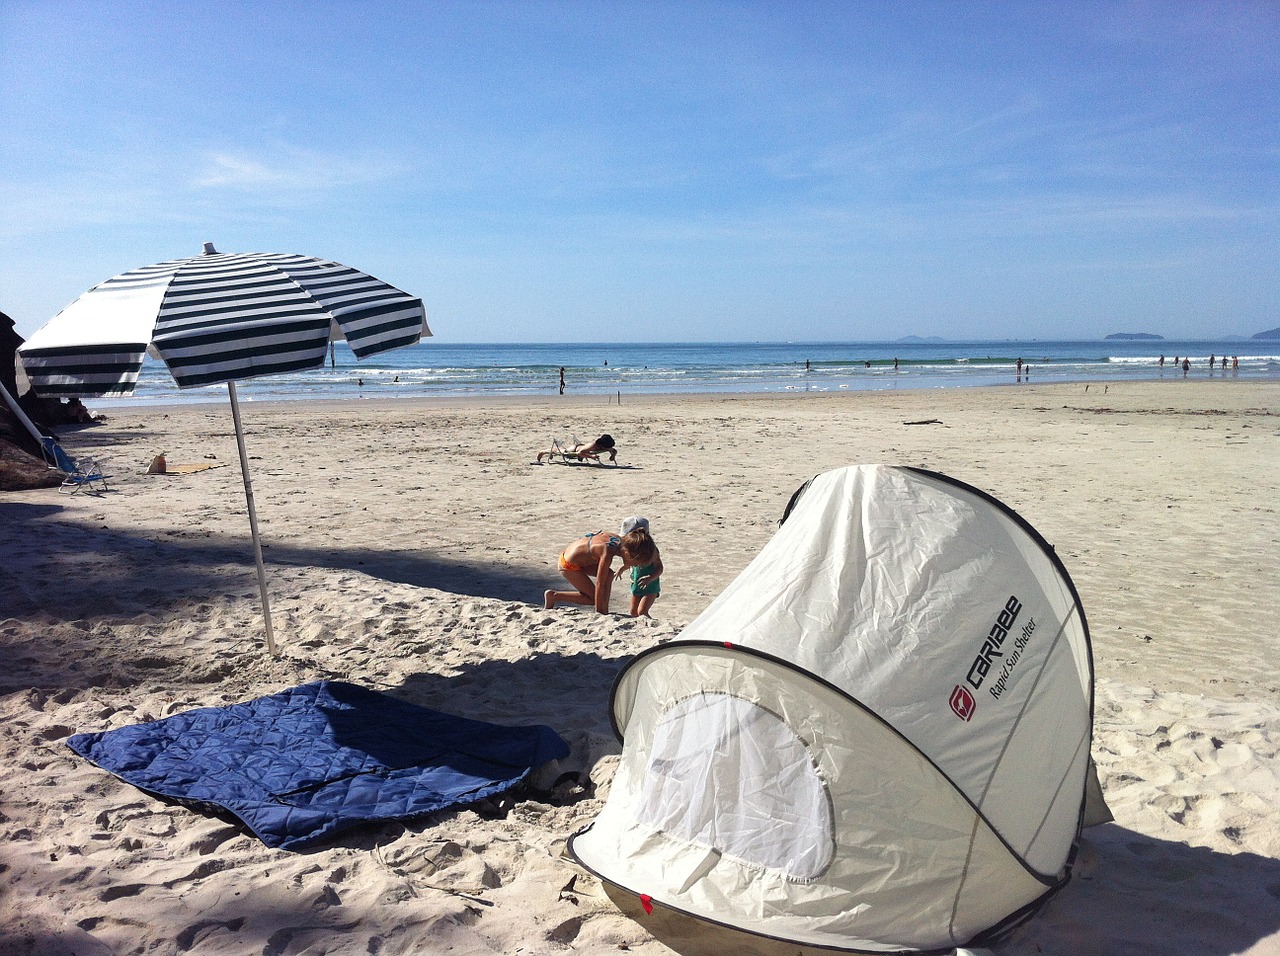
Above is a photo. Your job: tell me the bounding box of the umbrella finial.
[202,242,219,255]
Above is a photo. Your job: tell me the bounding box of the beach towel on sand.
[67,680,570,850]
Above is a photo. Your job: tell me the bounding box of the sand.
[1,379,1277,955]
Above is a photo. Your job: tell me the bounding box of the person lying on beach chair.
[537,434,617,464]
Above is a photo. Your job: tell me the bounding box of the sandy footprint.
[376,836,503,898]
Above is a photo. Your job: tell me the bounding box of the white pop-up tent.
[570,465,1109,954]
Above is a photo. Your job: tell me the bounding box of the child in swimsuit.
[615,517,662,617]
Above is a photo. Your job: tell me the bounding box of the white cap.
[621,516,649,535]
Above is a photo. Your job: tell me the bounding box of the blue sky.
[2,0,1276,342]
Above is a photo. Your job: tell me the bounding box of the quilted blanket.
[67,680,570,850]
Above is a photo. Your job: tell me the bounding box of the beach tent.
[570,464,1106,953]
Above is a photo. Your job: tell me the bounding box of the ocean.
[89,339,1279,407]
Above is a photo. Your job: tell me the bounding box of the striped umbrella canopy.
[18,244,431,654]
[20,243,427,394]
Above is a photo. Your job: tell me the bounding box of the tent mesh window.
[636,692,835,881]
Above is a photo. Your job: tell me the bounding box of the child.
[615,516,663,617]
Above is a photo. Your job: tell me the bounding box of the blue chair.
[40,436,109,495]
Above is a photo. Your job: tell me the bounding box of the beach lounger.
[41,436,109,494]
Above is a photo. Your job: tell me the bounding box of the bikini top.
[584,530,620,549]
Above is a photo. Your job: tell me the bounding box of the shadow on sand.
[2,499,550,619]
[587,823,1280,956]
[7,820,1277,956]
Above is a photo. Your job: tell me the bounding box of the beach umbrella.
[18,243,430,654]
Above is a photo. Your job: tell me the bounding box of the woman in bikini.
[544,517,660,615]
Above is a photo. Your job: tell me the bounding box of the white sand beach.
[2,379,1278,955]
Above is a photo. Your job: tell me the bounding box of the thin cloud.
[192,147,409,193]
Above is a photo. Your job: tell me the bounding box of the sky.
[1,0,1276,343]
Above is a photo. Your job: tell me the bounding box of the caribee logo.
[950,685,976,721]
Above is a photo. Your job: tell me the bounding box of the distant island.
[1253,327,1280,340]
[1105,333,1163,340]
[897,335,948,343]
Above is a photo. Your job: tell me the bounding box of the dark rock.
[0,432,59,490]
[0,311,22,399]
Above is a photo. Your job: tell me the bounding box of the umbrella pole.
[227,381,278,656]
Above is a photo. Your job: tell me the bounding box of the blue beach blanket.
[67,680,570,850]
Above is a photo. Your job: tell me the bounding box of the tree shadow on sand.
[1,499,563,697]
[1,499,550,619]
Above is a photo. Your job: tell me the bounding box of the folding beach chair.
[40,436,109,495]
[540,437,577,463]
